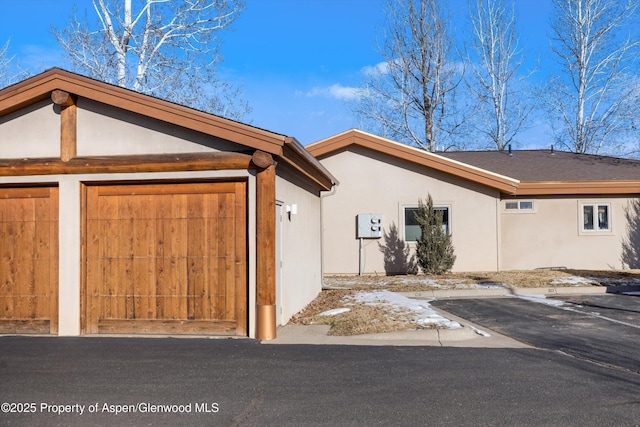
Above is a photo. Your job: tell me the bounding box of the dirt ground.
[288,269,640,336]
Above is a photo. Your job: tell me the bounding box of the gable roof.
[308,129,519,194]
[308,129,640,195]
[0,68,336,190]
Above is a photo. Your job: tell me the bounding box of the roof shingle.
[438,150,640,182]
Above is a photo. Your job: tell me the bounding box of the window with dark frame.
[404,206,450,242]
[582,203,610,232]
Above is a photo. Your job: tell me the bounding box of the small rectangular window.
[505,200,534,211]
[404,206,450,242]
[581,203,610,232]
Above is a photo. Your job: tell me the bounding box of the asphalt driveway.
[431,294,640,373]
[2,336,640,426]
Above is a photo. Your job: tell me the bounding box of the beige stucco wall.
[76,98,242,155]
[318,146,501,274]
[0,100,59,158]
[275,167,323,325]
[500,196,634,270]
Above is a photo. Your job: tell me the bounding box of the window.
[505,200,534,211]
[404,206,450,242]
[582,203,610,232]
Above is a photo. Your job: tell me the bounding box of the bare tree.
[354,0,465,152]
[0,40,29,88]
[545,0,640,154]
[54,0,250,120]
[466,0,533,150]
[0,40,11,87]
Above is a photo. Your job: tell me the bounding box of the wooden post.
[51,90,77,162]
[255,163,276,340]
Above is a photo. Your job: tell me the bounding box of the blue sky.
[0,0,555,146]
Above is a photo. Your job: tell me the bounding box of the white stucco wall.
[500,196,634,270]
[318,146,501,274]
[0,100,59,158]
[275,167,323,325]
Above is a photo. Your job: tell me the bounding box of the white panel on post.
[357,213,383,239]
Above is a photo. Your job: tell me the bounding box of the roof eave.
[515,180,640,195]
[308,129,519,193]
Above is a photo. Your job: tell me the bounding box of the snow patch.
[349,290,462,329]
[470,326,491,337]
[318,308,351,316]
[516,294,566,307]
[471,282,509,289]
[551,276,594,286]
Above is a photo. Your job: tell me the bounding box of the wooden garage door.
[0,187,58,334]
[84,181,247,335]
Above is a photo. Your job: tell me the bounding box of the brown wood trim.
[234,181,248,336]
[93,181,241,196]
[80,183,88,334]
[251,150,275,169]
[281,137,336,191]
[51,89,76,108]
[256,165,276,339]
[0,152,254,176]
[0,320,50,334]
[307,129,519,193]
[53,90,78,163]
[49,187,59,335]
[515,181,640,195]
[97,319,237,335]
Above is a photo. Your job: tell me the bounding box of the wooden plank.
[234,182,247,335]
[0,187,51,199]
[132,195,154,320]
[48,187,59,334]
[0,153,254,177]
[97,181,239,197]
[0,320,50,334]
[118,195,135,320]
[186,194,205,320]
[98,319,237,335]
[0,187,57,334]
[60,103,77,162]
[255,166,276,339]
[256,165,276,306]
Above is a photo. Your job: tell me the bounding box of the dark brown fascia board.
[308,129,519,194]
[280,137,338,191]
[515,181,640,195]
[0,68,285,155]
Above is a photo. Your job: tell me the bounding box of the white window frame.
[402,204,452,243]
[504,200,535,213]
[578,201,612,235]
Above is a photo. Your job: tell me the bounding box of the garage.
[0,186,58,334]
[83,181,247,335]
[0,69,335,338]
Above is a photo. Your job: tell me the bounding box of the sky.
[0,0,557,147]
